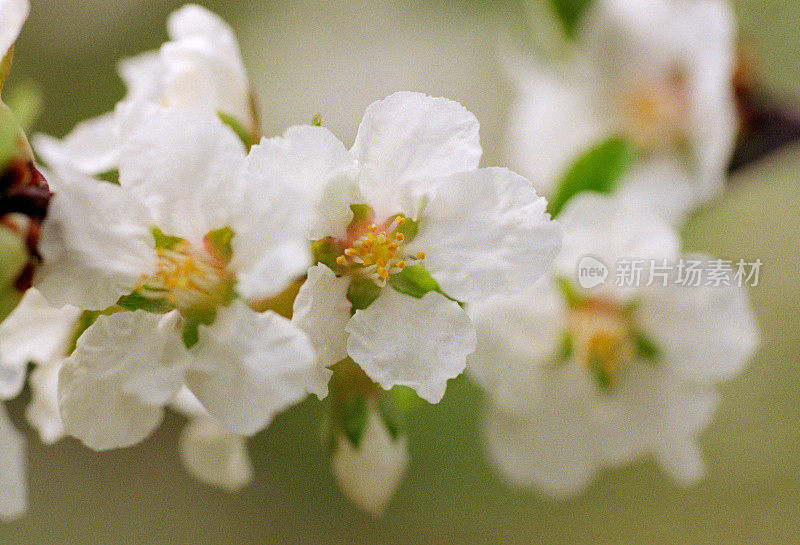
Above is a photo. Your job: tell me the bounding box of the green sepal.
[590,357,613,393]
[218,111,257,151]
[634,331,661,362]
[96,169,120,185]
[5,82,42,134]
[347,276,382,313]
[152,226,184,251]
[388,213,419,242]
[0,45,13,93]
[117,292,173,314]
[180,307,217,349]
[552,334,574,366]
[311,238,343,274]
[548,136,637,217]
[311,113,322,127]
[204,226,234,264]
[65,310,101,357]
[388,264,440,300]
[349,203,373,226]
[556,276,582,309]
[549,0,594,40]
[377,394,402,442]
[341,395,369,448]
[389,385,423,412]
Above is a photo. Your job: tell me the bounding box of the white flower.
[0,404,25,521]
[0,0,27,59]
[468,193,759,496]
[35,109,320,450]
[504,0,738,225]
[33,4,254,175]
[171,388,253,492]
[275,92,561,402]
[0,289,82,443]
[330,402,408,517]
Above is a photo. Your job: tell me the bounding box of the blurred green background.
[2,0,799,543]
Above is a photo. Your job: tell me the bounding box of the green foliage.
[549,0,594,39]
[548,136,637,217]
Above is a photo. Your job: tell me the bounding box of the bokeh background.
[2,0,799,542]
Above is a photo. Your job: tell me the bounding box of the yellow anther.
[377,266,388,279]
[362,257,373,266]
[375,233,387,244]
[376,258,386,267]
[369,224,377,232]
[395,233,405,242]
[336,255,346,265]
[397,261,405,269]
[416,251,425,260]
[396,217,406,226]
[344,248,357,257]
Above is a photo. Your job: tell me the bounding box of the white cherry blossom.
[274,92,561,402]
[0,0,27,60]
[504,0,738,225]
[469,193,759,496]
[33,3,255,176]
[35,109,319,450]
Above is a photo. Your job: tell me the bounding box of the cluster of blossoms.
[0,0,761,520]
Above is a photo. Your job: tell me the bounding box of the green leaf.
[151,226,184,251]
[388,264,440,299]
[218,111,256,150]
[342,396,368,448]
[548,136,637,217]
[549,0,594,39]
[204,226,234,263]
[347,277,382,312]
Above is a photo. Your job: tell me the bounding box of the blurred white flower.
[468,193,759,496]
[505,0,738,225]
[330,401,408,517]
[0,0,27,59]
[171,388,253,492]
[35,109,320,450]
[34,3,255,175]
[274,92,561,402]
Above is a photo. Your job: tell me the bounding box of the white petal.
[243,126,359,241]
[330,404,408,517]
[352,92,481,220]
[59,310,189,450]
[179,417,253,492]
[186,300,319,436]
[0,288,80,376]
[595,365,719,469]
[483,398,598,498]
[503,66,609,197]
[230,132,337,300]
[654,438,707,486]
[406,168,561,302]
[162,4,251,127]
[346,289,476,403]
[118,108,246,242]
[0,405,26,521]
[35,171,156,310]
[639,273,759,384]
[555,193,680,298]
[292,264,350,370]
[0,0,28,58]
[25,362,64,444]
[169,386,206,418]
[467,278,566,415]
[32,113,119,175]
[117,50,165,103]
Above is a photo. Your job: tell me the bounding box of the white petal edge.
[186,300,319,436]
[0,0,28,58]
[179,417,253,492]
[0,404,26,521]
[346,289,476,403]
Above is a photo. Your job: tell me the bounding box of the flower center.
[335,215,424,287]
[624,72,690,151]
[136,240,234,313]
